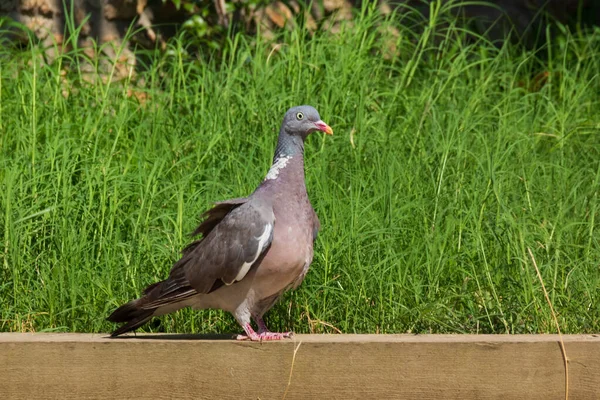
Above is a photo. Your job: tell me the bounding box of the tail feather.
[107,298,155,337]
[108,274,198,337]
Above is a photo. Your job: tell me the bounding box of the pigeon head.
[281,105,333,138]
[275,105,333,159]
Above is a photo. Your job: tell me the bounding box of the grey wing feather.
[182,197,248,254]
[142,200,274,309]
[185,203,274,289]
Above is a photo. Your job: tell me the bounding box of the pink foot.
[236,331,293,341]
[236,323,293,341]
[236,333,259,341]
[260,331,293,341]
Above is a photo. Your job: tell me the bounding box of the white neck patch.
[264,156,291,180]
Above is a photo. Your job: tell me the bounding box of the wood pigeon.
[107,105,333,341]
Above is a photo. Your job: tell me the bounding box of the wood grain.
[1,334,599,399]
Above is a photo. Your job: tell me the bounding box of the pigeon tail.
[107,297,155,337]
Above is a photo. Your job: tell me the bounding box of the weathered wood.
[1,334,599,399]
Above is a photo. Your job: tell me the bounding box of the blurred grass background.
[1,3,599,334]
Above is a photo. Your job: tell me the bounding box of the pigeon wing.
[142,201,274,308]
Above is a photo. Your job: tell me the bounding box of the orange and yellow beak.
[315,120,334,135]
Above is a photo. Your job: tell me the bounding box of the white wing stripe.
[233,223,272,283]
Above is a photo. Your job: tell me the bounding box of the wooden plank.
[1,333,599,399]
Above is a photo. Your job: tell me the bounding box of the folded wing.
[142,201,275,309]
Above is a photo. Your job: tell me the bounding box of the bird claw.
[259,331,293,341]
[236,331,293,342]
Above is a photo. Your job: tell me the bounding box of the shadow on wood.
[108,333,238,341]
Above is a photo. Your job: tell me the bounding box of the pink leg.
[236,323,261,341]
[255,316,270,334]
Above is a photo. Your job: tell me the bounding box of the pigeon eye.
[296,112,304,120]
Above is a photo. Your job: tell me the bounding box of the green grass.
[1,6,599,335]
